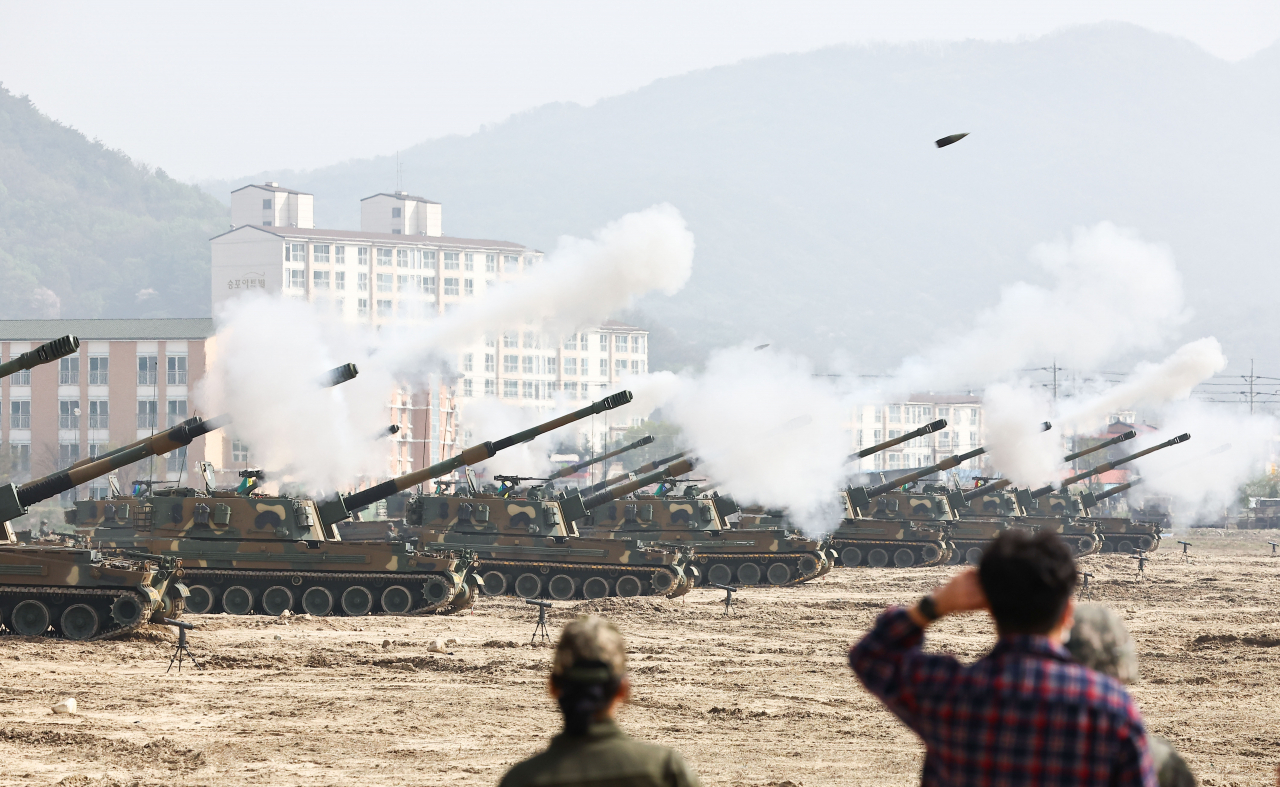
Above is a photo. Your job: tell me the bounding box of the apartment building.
[0,319,215,499]
[851,394,986,472]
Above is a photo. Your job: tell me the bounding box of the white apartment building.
[212,184,649,464]
[851,394,986,472]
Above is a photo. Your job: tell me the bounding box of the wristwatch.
[916,595,940,622]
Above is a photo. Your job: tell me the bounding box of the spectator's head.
[1066,603,1139,684]
[549,615,629,734]
[979,530,1078,635]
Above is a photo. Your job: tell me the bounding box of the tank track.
[1097,533,1161,554]
[180,568,467,616]
[1061,533,1103,557]
[475,559,687,600]
[0,586,152,641]
[434,574,481,615]
[831,539,949,568]
[690,551,827,587]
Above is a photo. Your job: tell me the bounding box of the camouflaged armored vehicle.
[570,463,831,587]
[1079,482,1163,553]
[404,477,693,601]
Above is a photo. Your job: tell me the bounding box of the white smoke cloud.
[890,222,1187,393]
[198,205,695,494]
[980,383,1060,487]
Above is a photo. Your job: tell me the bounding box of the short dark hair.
[979,530,1078,634]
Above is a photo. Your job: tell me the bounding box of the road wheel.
[340,586,374,616]
[767,562,791,585]
[221,586,255,616]
[186,585,216,614]
[1139,535,1156,551]
[111,593,147,627]
[422,577,453,607]
[651,569,677,595]
[894,548,915,568]
[302,586,334,616]
[840,547,863,567]
[867,549,889,568]
[1118,539,1135,554]
[1076,535,1097,554]
[965,547,984,565]
[60,604,100,641]
[548,574,577,600]
[921,545,941,563]
[1101,540,1116,553]
[582,576,611,599]
[798,555,819,576]
[481,571,508,596]
[262,586,295,616]
[380,585,414,614]
[514,573,543,599]
[616,575,642,597]
[706,564,733,586]
[737,562,762,585]
[11,599,50,636]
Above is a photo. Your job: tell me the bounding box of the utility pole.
[1052,358,1058,402]
[1247,359,1256,415]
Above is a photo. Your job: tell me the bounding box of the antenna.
[396,151,403,192]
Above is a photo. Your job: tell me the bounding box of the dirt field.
[3,530,1279,787]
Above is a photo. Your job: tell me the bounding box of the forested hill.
[0,85,226,319]
[205,23,1280,374]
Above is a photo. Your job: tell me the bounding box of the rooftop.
[600,320,646,332]
[210,224,534,251]
[906,393,982,405]
[361,192,440,205]
[230,182,310,195]
[0,318,215,341]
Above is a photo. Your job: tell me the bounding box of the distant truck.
[1237,498,1280,529]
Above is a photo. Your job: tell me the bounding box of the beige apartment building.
[851,394,986,472]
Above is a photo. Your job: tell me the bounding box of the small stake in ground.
[713,583,737,616]
[1178,541,1192,563]
[1132,551,1150,578]
[164,618,202,673]
[525,598,553,644]
[1080,571,1094,600]
[1269,541,1279,557]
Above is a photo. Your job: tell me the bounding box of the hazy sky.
[1,1,1277,180]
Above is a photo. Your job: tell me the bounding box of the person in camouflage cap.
[1067,604,1196,787]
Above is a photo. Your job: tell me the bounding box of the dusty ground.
[2,530,1279,787]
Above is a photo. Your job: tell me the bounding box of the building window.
[615,359,627,376]
[613,335,627,352]
[484,379,496,397]
[376,248,393,266]
[358,247,370,266]
[137,399,158,429]
[88,355,108,385]
[464,279,474,296]
[443,252,460,270]
[376,299,392,317]
[503,332,518,348]
[462,353,474,372]
[10,400,30,429]
[334,271,346,291]
[632,335,644,353]
[166,446,186,473]
[9,443,30,473]
[462,378,473,397]
[9,367,29,386]
[631,360,639,374]
[59,399,79,430]
[423,276,436,294]
[396,248,409,267]
[600,358,608,376]
[970,408,979,425]
[166,355,188,385]
[286,242,306,262]
[392,207,402,218]
[939,432,951,449]
[138,355,158,385]
[232,439,251,463]
[504,254,519,272]
[563,334,577,351]
[564,357,577,375]
[443,277,459,296]
[335,246,345,265]
[88,399,109,429]
[522,356,535,374]
[59,443,79,470]
[262,198,272,209]
[485,253,497,273]
[463,252,474,271]
[599,334,608,351]
[503,355,518,373]
[396,274,409,293]
[313,244,330,263]
[376,273,392,292]
[484,353,495,373]
[888,405,902,423]
[285,269,304,288]
[59,356,79,385]
[167,398,188,427]
[522,381,534,399]
[547,356,558,374]
[424,250,438,269]
[358,272,369,292]
[503,380,518,399]
[358,298,369,316]
[969,430,978,445]
[564,381,579,398]
[333,298,344,313]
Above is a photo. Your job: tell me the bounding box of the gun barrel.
[582,451,687,494]
[330,390,632,522]
[849,419,947,461]
[1093,480,1136,502]
[547,435,656,480]
[961,477,1012,502]
[581,458,695,510]
[0,335,79,381]
[1030,433,1190,498]
[1062,430,1137,463]
[865,447,987,498]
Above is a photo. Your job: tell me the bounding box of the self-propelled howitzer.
[320,391,634,526]
[0,335,79,381]
[577,451,688,496]
[546,435,656,481]
[1076,481,1163,553]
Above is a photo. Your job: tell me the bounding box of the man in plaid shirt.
[849,531,1156,786]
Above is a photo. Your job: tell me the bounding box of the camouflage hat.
[552,615,628,683]
[1066,603,1139,684]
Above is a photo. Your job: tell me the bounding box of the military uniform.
[498,719,700,787]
